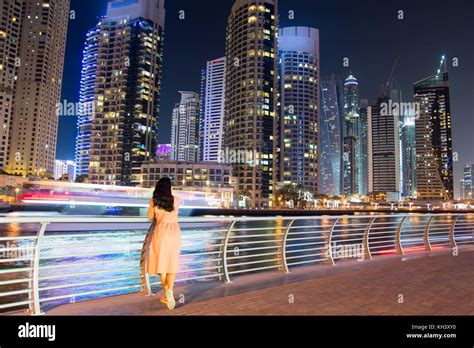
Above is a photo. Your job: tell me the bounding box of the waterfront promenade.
[39,246,474,316]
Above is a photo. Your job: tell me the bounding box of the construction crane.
[379,57,400,97]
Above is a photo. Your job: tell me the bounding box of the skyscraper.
[0,0,23,170]
[399,108,416,198]
[278,26,320,194]
[462,164,473,200]
[320,74,344,196]
[75,26,100,179]
[5,0,70,177]
[224,0,278,208]
[358,99,369,196]
[414,71,453,201]
[343,73,360,195]
[200,57,226,162]
[88,0,166,186]
[368,96,400,198]
[171,91,200,162]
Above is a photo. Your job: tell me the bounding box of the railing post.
[222,220,236,284]
[327,218,339,265]
[449,215,461,250]
[423,216,435,251]
[281,219,295,273]
[139,220,156,296]
[396,217,407,255]
[27,222,49,316]
[363,218,375,261]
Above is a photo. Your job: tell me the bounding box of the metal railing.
[0,213,472,315]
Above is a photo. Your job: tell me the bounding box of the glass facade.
[278,26,319,194]
[224,0,278,208]
[414,72,453,201]
[88,4,165,186]
[320,74,344,196]
[75,26,99,179]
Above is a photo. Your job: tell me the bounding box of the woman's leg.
[159,273,168,301]
[165,273,176,291]
[165,273,177,310]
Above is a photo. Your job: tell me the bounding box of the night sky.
[57,0,473,195]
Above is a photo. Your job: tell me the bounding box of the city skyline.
[0,0,470,200]
[54,0,474,198]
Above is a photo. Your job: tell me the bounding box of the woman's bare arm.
[147,198,155,221]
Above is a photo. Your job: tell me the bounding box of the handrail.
[0,212,468,224]
[0,212,472,315]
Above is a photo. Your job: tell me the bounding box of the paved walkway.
[40,246,474,316]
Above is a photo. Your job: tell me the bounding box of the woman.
[145,177,181,310]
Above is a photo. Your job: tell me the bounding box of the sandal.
[166,289,175,310]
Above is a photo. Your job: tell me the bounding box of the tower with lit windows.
[0,0,23,171]
[200,57,226,162]
[320,74,344,196]
[5,0,70,177]
[278,26,320,194]
[75,26,100,179]
[224,0,278,208]
[414,65,453,201]
[171,91,200,162]
[87,0,166,186]
[343,73,360,195]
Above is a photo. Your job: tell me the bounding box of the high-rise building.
[462,164,473,200]
[88,0,166,186]
[368,96,400,198]
[75,26,100,179]
[224,0,278,208]
[278,26,320,194]
[0,0,23,170]
[5,0,70,177]
[200,57,226,162]
[400,108,416,199]
[414,71,453,201]
[358,99,369,196]
[53,159,75,181]
[342,73,360,195]
[320,74,344,196]
[171,91,200,162]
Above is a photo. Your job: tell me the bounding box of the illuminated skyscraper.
[414,71,453,201]
[278,26,320,194]
[88,0,166,186]
[75,26,100,178]
[200,57,226,162]
[399,108,416,198]
[171,91,200,162]
[5,0,70,177]
[224,0,278,208]
[463,164,473,200]
[343,73,360,195]
[320,74,343,196]
[368,96,400,198]
[0,0,23,170]
[358,99,369,196]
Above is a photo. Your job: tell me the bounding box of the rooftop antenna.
[437,55,447,75]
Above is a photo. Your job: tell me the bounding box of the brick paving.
[40,246,474,316]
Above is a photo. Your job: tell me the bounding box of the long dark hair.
[153,177,174,212]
